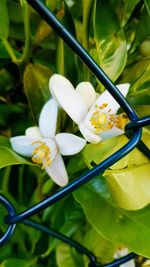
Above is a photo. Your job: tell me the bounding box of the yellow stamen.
[90,105,129,133]
[115,113,129,130]
[32,141,51,169]
[90,112,107,132]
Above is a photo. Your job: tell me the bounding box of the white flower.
[50,74,130,144]
[10,99,86,187]
[114,247,135,267]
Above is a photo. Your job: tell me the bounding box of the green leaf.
[122,59,150,85]
[134,105,150,118]
[74,182,150,257]
[93,0,127,81]
[83,228,117,264]
[110,0,141,26]
[42,178,53,194]
[7,0,23,23]
[82,132,150,170]
[0,41,10,58]
[0,258,34,267]
[0,136,33,168]
[132,7,150,51]
[23,63,51,122]
[0,0,9,39]
[105,163,150,210]
[144,0,150,15]
[56,243,83,267]
[0,146,33,168]
[43,196,83,256]
[128,67,150,97]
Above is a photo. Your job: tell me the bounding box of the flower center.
[90,103,129,133]
[32,141,51,169]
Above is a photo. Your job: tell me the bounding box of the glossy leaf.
[74,181,150,257]
[105,163,150,210]
[82,132,150,170]
[83,228,117,264]
[23,63,51,122]
[56,243,83,267]
[93,0,127,81]
[129,68,150,97]
[0,136,33,168]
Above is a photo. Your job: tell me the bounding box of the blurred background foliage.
[0,0,150,266]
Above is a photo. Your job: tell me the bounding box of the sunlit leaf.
[56,243,83,267]
[82,132,150,170]
[83,228,117,264]
[105,163,150,210]
[74,182,150,257]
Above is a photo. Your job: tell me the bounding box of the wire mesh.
[0,1,150,266]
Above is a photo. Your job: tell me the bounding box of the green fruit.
[139,39,150,57]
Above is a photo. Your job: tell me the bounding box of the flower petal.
[49,74,87,124]
[115,248,135,267]
[55,133,86,155]
[79,123,101,144]
[10,136,36,157]
[39,98,58,138]
[100,127,124,140]
[25,127,41,138]
[44,138,58,160]
[83,83,130,130]
[76,82,96,109]
[45,153,68,186]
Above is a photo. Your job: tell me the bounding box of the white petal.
[10,136,36,157]
[55,133,86,156]
[44,138,58,160]
[25,127,41,138]
[45,153,68,187]
[116,83,130,98]
[115,248,135,267]
[39,98,58,138]
[79,123,101,144]
[76,82,96,109]
[49,74,87,124]
[83,83,130,131]
[100,127,124,140]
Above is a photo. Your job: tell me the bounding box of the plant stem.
[56,37,64,75]
[1,38,18,63]
[1,166,11,192]
[2,1,30,65]
[82,0,93,80]
[18,165,24,203]
[18,1,30,65]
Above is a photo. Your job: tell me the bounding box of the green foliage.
[93,0,127,82]
[0,0,150,266]
[74,181,150,257]
[0,0,9,39]
[23,63,51,122]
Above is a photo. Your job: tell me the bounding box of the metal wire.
[0,0,150,266]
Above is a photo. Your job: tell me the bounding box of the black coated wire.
[0,1,150,267]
